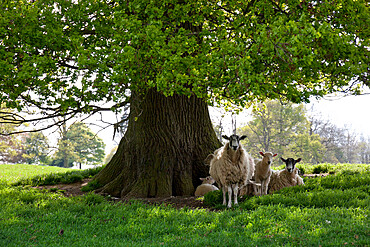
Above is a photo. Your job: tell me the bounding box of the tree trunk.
[94,89,221,198]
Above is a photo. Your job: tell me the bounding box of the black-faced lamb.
[268,157,304,193]
[194,176,219,196]
[209,134,255,208]
[253,151,277,196]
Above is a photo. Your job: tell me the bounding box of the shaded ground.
[35,173,329,210]
[35,178,210,210]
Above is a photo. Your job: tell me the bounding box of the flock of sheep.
[196,134,304,208]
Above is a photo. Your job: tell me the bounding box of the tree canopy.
[0,0,369,131]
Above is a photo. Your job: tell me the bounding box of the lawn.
[0,163,369,246]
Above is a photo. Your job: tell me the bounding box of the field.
[0,163,369,246]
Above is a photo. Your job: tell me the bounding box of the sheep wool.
[268,167,304,193]
[253,151,277,196]
[194,176,219,196]
[209,134,254,208]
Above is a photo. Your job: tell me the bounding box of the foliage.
[312,164,330,174]
[53,122,105,167]
[0,0,369,129]
[287,133,326,164]
[203,190,224,207]
[239,100,327,164]
[22,131,50,164]
[0,164,369,246]
[81,179,103,192]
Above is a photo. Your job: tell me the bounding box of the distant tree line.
[217,100,370,165]
[0,107,105,167]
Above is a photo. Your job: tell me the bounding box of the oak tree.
[1,0,369,197]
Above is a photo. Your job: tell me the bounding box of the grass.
[0,163,369,246]
[0,164,73,185]
[0,164,103,187]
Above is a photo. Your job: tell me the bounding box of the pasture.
[0,163,369,246]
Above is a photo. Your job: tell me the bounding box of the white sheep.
[253,151,277,196]
[268,157,304,193]
[194,176,219,196]
[209,134,255,208]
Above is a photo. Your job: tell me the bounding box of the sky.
[96,90,370,155]
[308,93,370,138]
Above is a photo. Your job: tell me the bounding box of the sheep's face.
[222,134,247,151]
[259,151,278,165]
[281,157,302,173]
[200,176,215,185]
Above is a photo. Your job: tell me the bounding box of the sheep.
[253,151,278,196]
[194,176,219,196]
[209,134,255,208]
[268,157,304,193]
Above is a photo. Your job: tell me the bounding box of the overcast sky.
[308,92,370,138]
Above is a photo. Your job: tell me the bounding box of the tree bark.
[94,89,221,198]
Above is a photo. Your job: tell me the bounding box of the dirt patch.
[34,178,92,197]
[121,196,214,210]
[35,173,330,210]
[36,179,212,210]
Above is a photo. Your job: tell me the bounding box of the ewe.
[209,134,254,208]
[253,151,278,196]
[268,157,304,193]
[194,176,219,196]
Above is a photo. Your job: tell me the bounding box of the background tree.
[53,122,105,168]
[0,107,25,163]
[1,0,369,197]
[357,136,370,164]
[340,128,359,163]
[239,100,310,161]
[286,133,326,164]
[66,122,105,166]
[22,131,50,165]
[308,115,344,163]
[239,100,370,164]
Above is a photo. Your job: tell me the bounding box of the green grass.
[0,163,369,246]
[0,164,103,187]
[273,162,370,175]
[0,164,73,185]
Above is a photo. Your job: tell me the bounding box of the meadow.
[0,163,369,246]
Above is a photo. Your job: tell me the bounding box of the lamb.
[209,134,255,208]
[268,157,304,193]
[194,176,219,196]
[253,151,277,196]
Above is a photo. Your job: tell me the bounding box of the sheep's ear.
[239,135,247,140]
[281,157,286,162]
[204,154,214,165]
[273,153,278,157]
[259,151,264,156]
[200,177,205,181]
[222,135,229,140]
[296,158,302,163]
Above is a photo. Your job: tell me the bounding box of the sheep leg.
[222,186,227,206]
[259,180,265,195]
[227,185,233,208]
[253,183,261,196]
[263,177,270,195]
[232,184,239,205]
